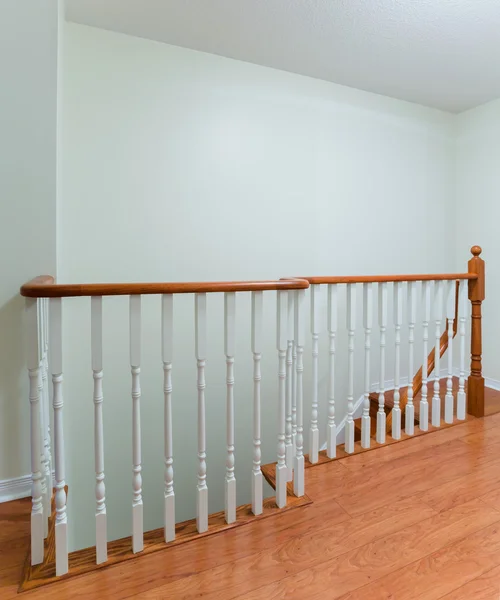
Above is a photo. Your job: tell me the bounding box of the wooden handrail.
[291,273,478,285]
[20,276,310,298]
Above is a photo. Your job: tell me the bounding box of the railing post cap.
[471,245,482,257]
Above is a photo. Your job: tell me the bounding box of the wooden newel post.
[468,245,485,417]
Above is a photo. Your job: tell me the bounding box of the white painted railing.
[21,248,485,578]
[292,272,478,466]
[22,279,309,576]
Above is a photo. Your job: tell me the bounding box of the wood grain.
[291,273,477,284]
[3,394,500,600]
[480,489,500,513]
[417,457,500,512]
[20,482,311,592]
[337,516,500,600]
[20,277,309,298]
[439,563,500,600]
[468,245,486,418]
[333,443,500,517]
[236,500,500,600]
[134,496,437,600]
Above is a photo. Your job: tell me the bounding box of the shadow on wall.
[0,294,30,481]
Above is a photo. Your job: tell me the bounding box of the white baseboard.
[0,474,33,503]
[485,377,500,391]
[0,472,55,503]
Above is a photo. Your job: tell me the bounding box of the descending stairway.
[354,289,459,442]
[354,377,463,441]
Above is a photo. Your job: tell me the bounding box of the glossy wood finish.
[468,245,486,418]
[19,474,310,592]
[5,408,500,599]
[20,277,310,298]
[293,273,477,285]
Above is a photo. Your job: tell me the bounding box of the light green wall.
[0,0,60,482]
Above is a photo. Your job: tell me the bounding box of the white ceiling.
[65,0,500,113]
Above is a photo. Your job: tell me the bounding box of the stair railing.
[20,245,485,581]
[21,277,309,576]
[384,281,459,432]
[289,245,484,459]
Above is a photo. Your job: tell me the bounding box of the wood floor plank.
[0,497,31,600]
[459,424,500,446]
[22,486,312,592]
[133,497,436,600]
[4,407,500,599]
[340,418,500,473]
[336,515,500,600]
[438,563,500,600]
[334,441,500,516]
[479,488,500,513]
[231,500,500,600]
[14,495,348,600]
[417,458,500,513]
[305,438,473,502]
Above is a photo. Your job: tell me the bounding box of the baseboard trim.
[0,472,55,504]
[485,377,500,391]
[0,474,33,503]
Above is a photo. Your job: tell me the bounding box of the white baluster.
[37,301,48,540]
[293,289,305,497]
[43,298,52,494]
[345,284,356,454]
[361,283,372,449]
[457,280,468,420]
[37,365,47,538]
[292,338,297,456]
[406,282,417,435]
[432,281,444,427]
[285,292,294,481]
[309,284,320,464]
[420,281,431,431]
[224,292,236,524]
[292,344,297,452]
[162,294,175,542]
[91,296,107,564]
[392,282,403,440]
[195,293,208,533]
[327,284,338,458]
[49,298,68,575]
[26,298,44,566]
[377,283,388,444]
[251,291,263,516]
[42,315,52,539]
[445,281,456,424]
[276,290,288,508]
[130,295,143,553]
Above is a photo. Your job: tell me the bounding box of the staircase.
[355,290,459,441]
[354,377,464,443]
[17,245,486,589]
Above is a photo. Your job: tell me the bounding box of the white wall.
[0,1,61,482]
[60,23,458,551]
[456,98,500,382]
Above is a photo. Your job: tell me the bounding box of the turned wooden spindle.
[468,245,485,418]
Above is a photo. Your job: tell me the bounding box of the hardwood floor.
[4,412,500,598]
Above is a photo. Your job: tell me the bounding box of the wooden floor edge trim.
[20,482,312,592]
